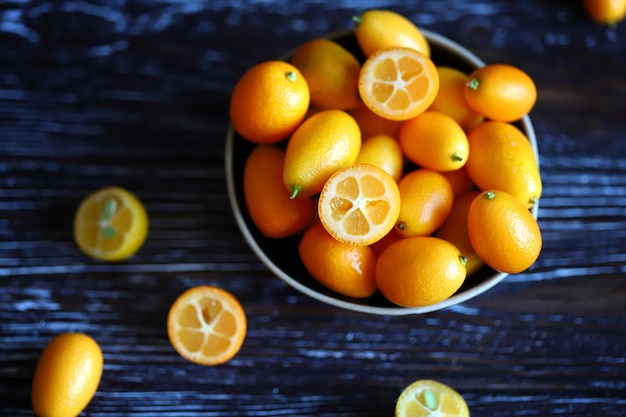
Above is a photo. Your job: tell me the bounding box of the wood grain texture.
[1,1,625,416]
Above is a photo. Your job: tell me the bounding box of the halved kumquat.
[358,47,439,121]
[167,286,247,366]
[318,164,401,246]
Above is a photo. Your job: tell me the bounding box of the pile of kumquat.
[230,9,543,308]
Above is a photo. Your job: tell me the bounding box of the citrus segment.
[167,286,247,366]
[318,164,401,246]
[73,186,148,262]
[395,379,470,417]
[358,47,439,121]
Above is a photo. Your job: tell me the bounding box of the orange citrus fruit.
[583,0,626,25]
[73,186,148,262]
[465,121,542,208]
[395,169,454,237]
[395,379,470,417]
[436,190,484,276]
[441,167,475,198]
[369,228,404,258]
[349,103,403,140]
[298,223,378,298]
[353,9,430,57]
[291,38,361,110]
[464,63,537,122]
[375,236,467,307]
[358,47,439,121]
[468,190,542,274]
[167,285,247,366]
[230,60,310,144]
[283,109,361,198]
[355,133,404,181]
[318,163,401,246]
[32,333,103,417]
[243,145,313,238]
[398,110,469,172]
[429,66,484,131]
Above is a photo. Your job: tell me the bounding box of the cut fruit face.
[73,186,148,261]
[395,379,470,417]
[358,47,439,121]
[167,286,247,366]
[318,164,401,246]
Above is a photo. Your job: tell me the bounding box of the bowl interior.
[225,29,539,315]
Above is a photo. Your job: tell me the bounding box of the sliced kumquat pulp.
[358,47,439,121]
[395,379,470,417]
[318,164,401,246]
[73,186,148,262]
[167,286,247,366]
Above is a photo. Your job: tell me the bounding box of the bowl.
[225,29,539,315]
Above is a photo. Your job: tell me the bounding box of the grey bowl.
[225,29,539,315]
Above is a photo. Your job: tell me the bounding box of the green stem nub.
[467,78,479,90]
[459,255,469,266]
[352,15,362,25]
[286,71,297,82]
[452,152,464,162]
[290,184,302,200]
[483,190,496,200]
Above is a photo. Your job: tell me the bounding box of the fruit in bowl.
[225,9,541,315]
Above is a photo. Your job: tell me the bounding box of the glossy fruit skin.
[32,333,103,417]
[465,121,542,208]
[349,104,403,140]
[230,60,310,144]
[468,190,542,274]
[429,66,484,131]
[464,64,537,122]
[299,223,378,298]
[436,190,484,276]
[354,9,430,57]
[583,0,626,25]
[243,145,312,238]
[375,236,467,307]
[73,186,148,262]
[358,47,439,121]
[291,38,361,110]
[355,134,404,181]
[395,169,454,237]
[283,109,361,198]
[398,110,469,172]
[441,167,475,198]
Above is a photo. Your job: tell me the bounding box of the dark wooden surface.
[1,1,625,416]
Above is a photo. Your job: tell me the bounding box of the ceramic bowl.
[225,29,539,315]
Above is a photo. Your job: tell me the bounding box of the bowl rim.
[224,28,539,315]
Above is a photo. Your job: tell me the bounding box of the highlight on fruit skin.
[582,0,626,26]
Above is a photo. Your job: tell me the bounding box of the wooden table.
[1,1,625,416]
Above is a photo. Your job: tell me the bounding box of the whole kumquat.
[291,38,362,110]
[230,60,310,144]
[464,63,537,122]
[243,145,313,238]
[299,223,378,298]
[395,169,454,238]
[355,133,404,181]
[283,109,361,199]
[353,9,430,57]
[467,190,542,274]
[465,121,542,208]
[375,236,467,307]
[429,66,484,131]
[583,0,626,26]
[398,110,469,172]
